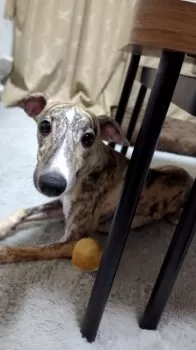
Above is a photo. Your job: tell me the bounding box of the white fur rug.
[1,104,196,350]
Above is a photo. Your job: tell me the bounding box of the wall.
[0,0,13,92]
[0,0,13,59]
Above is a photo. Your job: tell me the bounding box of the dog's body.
[0,94,192,262]
[60,147,191,241]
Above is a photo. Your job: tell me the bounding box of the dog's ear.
[14,93,47,119]
[98,116,129,146]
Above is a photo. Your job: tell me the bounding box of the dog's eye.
[39,120,51,136]
[81,132,95,147]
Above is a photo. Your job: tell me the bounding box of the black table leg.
[121,84,147,156]
[140,177,196,330]
[81,50,185,343]
[110,53,141,149]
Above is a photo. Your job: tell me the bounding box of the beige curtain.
[2,0,136,114]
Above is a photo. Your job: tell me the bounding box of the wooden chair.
[81,0,196,342]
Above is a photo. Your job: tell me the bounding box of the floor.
[1,104,196,350]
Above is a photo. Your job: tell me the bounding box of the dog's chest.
[60,195,72,219]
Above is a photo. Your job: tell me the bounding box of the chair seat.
[137,66,196,116]
[130,115,196,157]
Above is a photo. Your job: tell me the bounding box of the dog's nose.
[39,172,67,197]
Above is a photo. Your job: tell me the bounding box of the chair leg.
[121,84,147,156]
[110,53,141,149]
[115,53,141,125]
[140,178,196,330]
[81,50,185,343]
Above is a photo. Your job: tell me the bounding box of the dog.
[0,93,192,263]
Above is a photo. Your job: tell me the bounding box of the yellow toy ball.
[72,237,103,272]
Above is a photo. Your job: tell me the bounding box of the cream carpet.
[0,104,196,350]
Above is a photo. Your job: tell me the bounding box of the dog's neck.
[59,141,111,218]
[67,141,127,199]
[77,141,114,179]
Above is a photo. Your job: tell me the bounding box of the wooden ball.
[72,237,103,272]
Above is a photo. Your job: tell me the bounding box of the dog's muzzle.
[39,172,67,197]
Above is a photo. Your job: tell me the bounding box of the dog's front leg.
[60,222,90,243]
[0,212,94,264]
[0,200,64,239]
[0,202,100,264]
[0,241,77,263]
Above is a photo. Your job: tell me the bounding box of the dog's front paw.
[0,209,27,239]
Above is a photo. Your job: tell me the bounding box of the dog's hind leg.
[0,200,64,239]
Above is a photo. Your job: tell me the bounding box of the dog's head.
[16,93,129,197]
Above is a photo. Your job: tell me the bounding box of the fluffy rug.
[1,104,196,350]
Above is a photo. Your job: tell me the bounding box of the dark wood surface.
[128,0,196,55]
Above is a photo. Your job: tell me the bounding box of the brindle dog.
[0,93,192,262]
